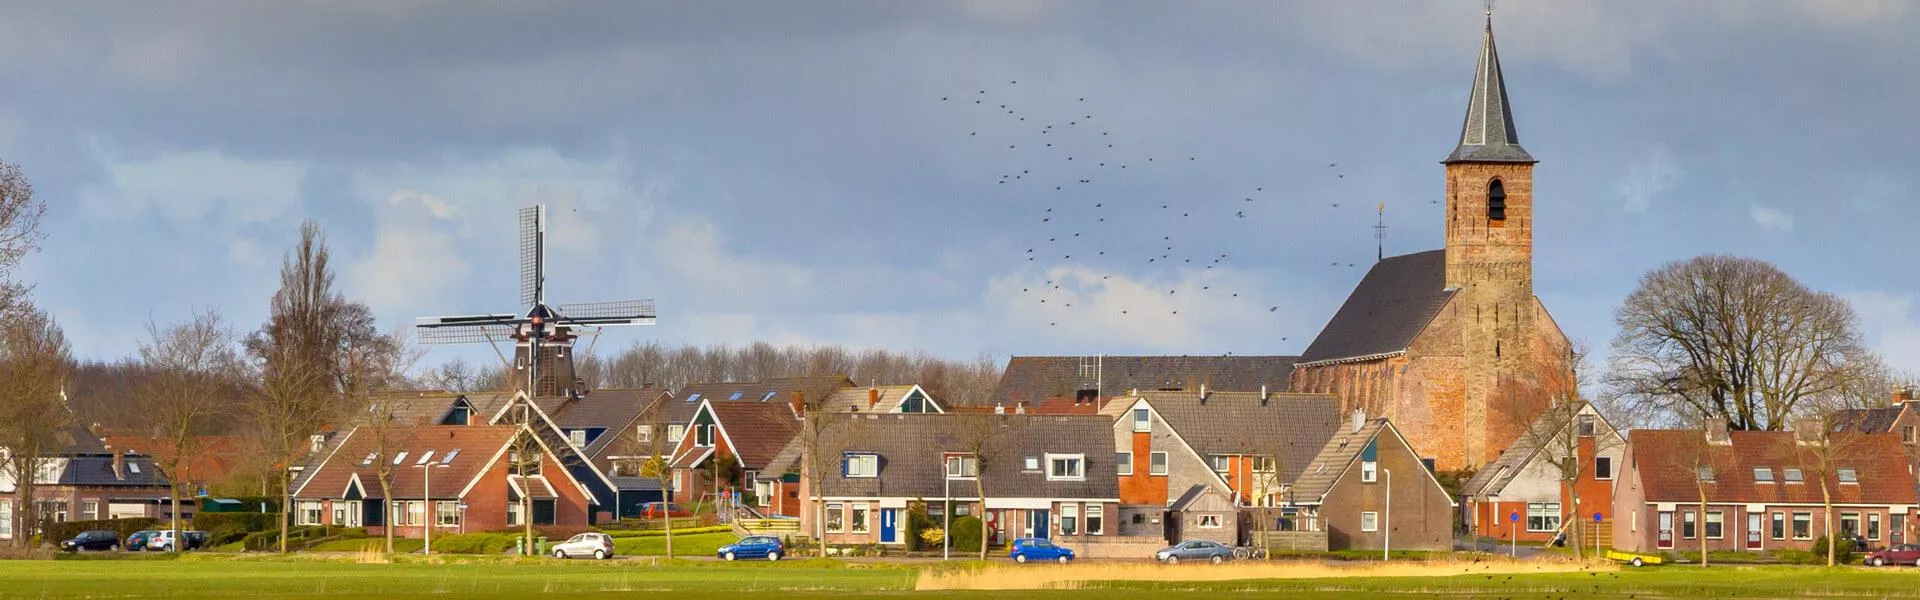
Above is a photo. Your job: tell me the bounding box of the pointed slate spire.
[1443,16,1535,164]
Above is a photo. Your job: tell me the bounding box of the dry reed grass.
[916,556,1613,590]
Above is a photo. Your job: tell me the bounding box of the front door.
[1657,512,1675,549]
[1030,509,1050,539]
[984,510,1002,545]
[879,509,899,544]
[1747,513,1763,550]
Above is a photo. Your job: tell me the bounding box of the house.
[667,398,801,511]
[1462,401,1625,544]
[527,388,672,518]
[820,385,945,415]
[1830,386,1920,445]
[660,376,854,455]
[1095,390,1339,543]
[99,433,240,497]
[1,426,171,541]
[796,413,1119,551]
[991,355,1300,408]
[1287,413,1457,551]
[1166,484,1238,545]
[290,424,595,537]
[1611,423,1918,553]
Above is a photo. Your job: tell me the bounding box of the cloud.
[78,141,309,224]
[1748,204,1794,233]
[1616,146,1683,213]
[348,190,471,313]
[1848,291,1920,376]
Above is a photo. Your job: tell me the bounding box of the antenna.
[1374,202,1387,262]
[1485,0,1494,17]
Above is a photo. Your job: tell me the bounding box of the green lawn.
[3,558,1919,599]
[612,532,736,557]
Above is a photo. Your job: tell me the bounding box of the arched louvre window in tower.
[1487,179,1507,224]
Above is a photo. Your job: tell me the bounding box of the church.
[1289,16,1572,471]
[991,17,1572,474]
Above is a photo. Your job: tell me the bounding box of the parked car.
[642,502,692,518]
[59,530,121,552]
[1865,544,1920,567]
[549,533,615,560]
[147,530,210,551]
[125,530,158,552]
[717,535,784,561]
[1155,539,1234,564]
[1008,537,1075,563]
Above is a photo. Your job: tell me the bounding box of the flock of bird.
[942,80,1377,331]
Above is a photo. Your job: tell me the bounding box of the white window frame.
[1705,510,1724,540]
[81,500,100,521]
[1361,460,1377,483]
[297,501,323,526]
[1526,502,1562,533]
[1792,512,1813,540]
[1838,468,1859,484]
[667,425,686,444]
[1046,453,1086,481]
[507,501,523,526]
[1085,504,1103,535]
[1117,452,1133,476]
[1753,467,1775,483]
[1060,504,1079,535]
[1210,455,1231,473]
[754,481,774,507]
[1199,514,1223,529]
[1132,408,1151,432]
[1784,468,1804,484]
[1594,456,1613,480]
[636,425,651,444]
[1360,511,1378,532]
[0,500,12,538]
[845,454,879,478]
[850,505,870,533]
[436,501,461,527]
[1023,456,1039,471]
[826,503,846,533]
[945,454,979,479]
[569,430,587,448]
[695,424,715,448]
[1149,452,1168,476]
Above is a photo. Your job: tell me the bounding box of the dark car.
[717,535,783,561]
[1154,539,1234,564]
[125,530,158,552]
[642,502,692,518]
[1865,544,1920,567]
[59,530,121,552]
[1009,537,1075,563]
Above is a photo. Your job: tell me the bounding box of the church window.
[1487,179,1507,223]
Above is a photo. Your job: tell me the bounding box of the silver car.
[1155,539,1234,564]
[550,532,615,560]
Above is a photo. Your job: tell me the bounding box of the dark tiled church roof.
[1443,18,1535,165]
[991,356,1298,405]
[1298,250,1454,365]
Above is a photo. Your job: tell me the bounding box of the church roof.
[990,355,1298,405]
[1298,250,1454,365]
[1443,17,1535,165]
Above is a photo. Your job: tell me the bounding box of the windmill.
[415,205,656,398]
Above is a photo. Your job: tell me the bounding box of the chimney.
[89,422,103,437]
[1350,408,1365,433]
[1015,402,1027,415]
[868,387,880,410]
[1704,418,1732,445]
[791,391,806,418]
[1792,418,1826,446]
[108,445,124,480]
[1199,383,1209,400]
[1260,384,1269,406]
[1896,386,1917,405]
[994,403,1006,415]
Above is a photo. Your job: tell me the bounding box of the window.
[1487,179,1507,222]
[826,503,845,533]
[1682,511,1697,539]
[1131,513,1145,525]
[729,391,744,401]
[1841,513,1861,538]
[1361,460,1378,483]
[507,502,523,526]
[850,506,869,533]
[0,501,12,538]
[636,425,651,444]
[844,454,878,478]
[297,501,323,526]
[1838,468,1859,484]
[1201,514,1224,529]
[81,500,99,521]
[1754,467,1775,483]
[1047,454,1085,481]
[1870,513,1883,541]
[761,391,777,402]
[1132,408,1150,432]
[436,501,460,527]
[1595,456,1613,480]
[392,452,409,465]
[361,452,377,466]
[1024,456,1039,471]
[1116,452,1133,476]
[1527,503,1561,533]
[668,425,686,443]
[1576,414,1596,436]
[1906,426,1917,444]
[1771,512,1785,540]
[415,450,435,465]
[945,454,979,479]
[1705,511,1724,539]
[1784,468,1804,483]
[1658,512,1674,549]
[440,449,460,465]
[695,424,714,447]
[1086,504,1103,535]
[1792,512,1813,540]
[569,430,587,448]
[1149,452,1168,476]
[1695,466,1714,482]
[1210,455,1231,473]
[1360,512,1378,532]
[1060,504,1079,536]
[686,393,701,403]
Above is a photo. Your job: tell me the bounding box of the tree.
[1501,344,1622,559]
[941,412,1023,560]
[637,402,676,559]
[794,392,849,558]
[503,411,543,556]
[1608,255,1877,430]
[1795,357,1895,566]
[0,305,70,547]
[343,329,419,555]
[136,310,244,553]
[0,161,47,314]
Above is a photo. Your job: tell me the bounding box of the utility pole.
[1382,468,1392,561]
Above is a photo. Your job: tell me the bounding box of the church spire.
[1442,13,1535,164]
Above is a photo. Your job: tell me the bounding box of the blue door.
[1031,510,1051,539]
[880,509,899,543]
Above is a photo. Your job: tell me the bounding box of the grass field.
[3,556,1920,599]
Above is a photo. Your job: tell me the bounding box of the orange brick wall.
[1117,431,1167,505]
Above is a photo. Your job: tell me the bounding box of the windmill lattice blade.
[554,299,657,322]
[519,206,543,306]
[415,323,519,345]
[416,313,518,326]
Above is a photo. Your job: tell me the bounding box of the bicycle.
[1232,546,1269,560]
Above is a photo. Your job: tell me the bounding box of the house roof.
[294,425,522,500]
[665,376,855,425]
[99,435,239,484]
[1298,250,1454,365]
[991,356,1299,406]
[56,454,170,488]
[813,414,1119,500]
[757,435,806,480]
[1624,429,1918,505]
[703,401,802,469]
[1462,402,1622,497]
[1442,17,1535,165]
[45,424,109,456]
[1169,484,1216,512]
[1831,405,1907,434]
[531,387,672,458]
[1120,391,1340,486]
[821,385,939,414]
[1291,418,1393,502]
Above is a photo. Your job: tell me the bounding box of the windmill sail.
[519,205,544,306]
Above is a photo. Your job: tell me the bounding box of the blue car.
[1009,537,1075,563]
[717,535,784,561]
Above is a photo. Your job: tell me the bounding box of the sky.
[2,0,1917,376]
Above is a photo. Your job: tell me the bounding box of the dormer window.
[1487,179,1507,224]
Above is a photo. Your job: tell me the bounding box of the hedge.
[428,533,522,555]
[43,518,160,544]
[192,513,280,533]
[241,525,328,552]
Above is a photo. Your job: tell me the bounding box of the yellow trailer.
[1605,550,1664,567]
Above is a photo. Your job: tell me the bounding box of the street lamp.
[1382,468,1392,561]
[415,462,450,555]
[1485,493,1500,554]
[942,466,952,561]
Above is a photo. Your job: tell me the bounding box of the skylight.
[761,391,777,402]
[729,391,744,401]
[1838,468,1859,483]
[129,462,141,474]
[392,452,409,465]
[1753,467,1774,482]
[687,393,701,403]
[362,453,376,466]
[441,449,461,465]
[416,451,435,465]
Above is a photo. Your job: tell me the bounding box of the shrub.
[905,502,932,552]
[43,518,160,544]
[1810,536,1854,565]
[948,516,983,553]
[430,533,521,555]
[193,512,280,533]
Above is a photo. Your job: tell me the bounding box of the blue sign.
[1510,512,1519,523]
[1594,512,1604,523]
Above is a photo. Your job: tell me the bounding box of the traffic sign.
[1510,512,1519,523]
[1594,512,1603,523]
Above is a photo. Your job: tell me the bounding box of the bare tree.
[503,408,543,556]
[136,309,244,553]
[1794,357,1895,566]
[941,412,1023,560]
[1608,255,1877,431]
[344,329,419,555]
[794,392,848,558]
[0,305,70,547]
[636,403,675,558]
[0,161,47,313]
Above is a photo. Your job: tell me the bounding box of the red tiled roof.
[294,425,520,500]
[704,401,801,468]
[1627,429,1917,505]
[100,435,239,484]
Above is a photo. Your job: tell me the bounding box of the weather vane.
[1485,0,1495,17]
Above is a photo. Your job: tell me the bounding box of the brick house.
[1830,386,1920,448]
[1463,401,1625,543]
[668,398,801,511]
[796,413,1119,550]
[291,425,593,538]
[659,376,854,454]
[2,425,174,541]
[100,433,240,498]
[1287,414,1457,551]
[1612,424,1918,553]
[1287,18,1573,472]
[1095,390,1338,543]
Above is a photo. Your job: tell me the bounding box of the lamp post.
[1485,493,1500,554]
[416,462,450,555]
[942,469,952,561]
[1382,468,1392,561]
